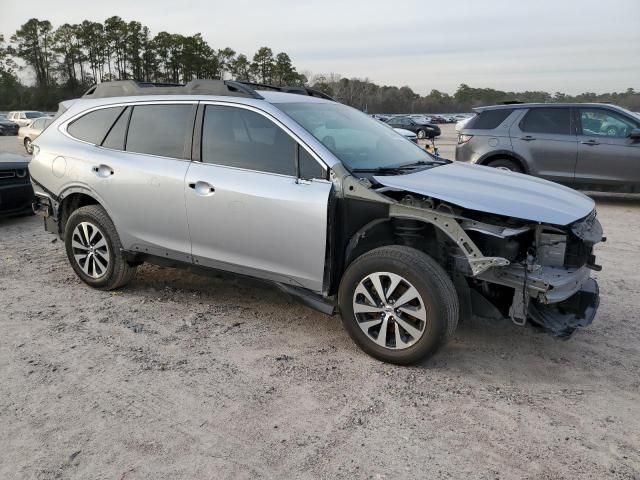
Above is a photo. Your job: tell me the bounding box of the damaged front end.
[466,209,604,337]
[351,174,604,339]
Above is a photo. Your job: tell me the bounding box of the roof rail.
[81,79,336,102]
[82,79,264,100]
[235,81,336,101]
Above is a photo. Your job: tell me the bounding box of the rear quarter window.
[467,109,514,130]
[67,107,125,144]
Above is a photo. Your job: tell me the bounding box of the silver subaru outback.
[29,80,603,364]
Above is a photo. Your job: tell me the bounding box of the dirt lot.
[1,132,640,479]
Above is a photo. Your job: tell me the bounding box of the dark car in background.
[455,103,640,192]
[0,153,34,217]
[385,115,441,139]
[0,115,20,136]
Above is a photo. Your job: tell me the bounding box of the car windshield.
[26,112,45,119]
[276,102,437,171]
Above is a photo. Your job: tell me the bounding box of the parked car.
[0,153,34,217]
[0,115,20,136]
[6,111,47,127]
[456,103,640,192]
[393,127,418,143]
[386,116,441,139]
[408,114,433,124]
[30,80,602,364]
[371,114,391,122]
[18,117,52,153]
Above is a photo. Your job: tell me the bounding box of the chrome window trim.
[59,99,330,181]
[59,100,198,147]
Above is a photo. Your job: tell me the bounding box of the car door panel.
[185,163,331,291]
[184,103,331,292]
[575,108,640,188]
[87,148,192,260]
[510,108,577,184]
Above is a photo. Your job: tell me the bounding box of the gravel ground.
[1,130,639,479]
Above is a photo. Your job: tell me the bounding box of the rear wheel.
[338,246,458,364]
[487,157,523,173]
[417,129,426,139]
[24,138,33,154]
[64,205,137,290]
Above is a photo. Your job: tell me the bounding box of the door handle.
[188,181,216,196]
[92,164,114,177]
[581,140,600,146]
[520,136,536,141]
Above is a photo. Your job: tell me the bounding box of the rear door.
[575,107,640,189]
[184,103,331,292]
[65,102,195,260]
[510,107,577,184]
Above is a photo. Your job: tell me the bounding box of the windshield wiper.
[351,166,408,173]
[352,160,444,173]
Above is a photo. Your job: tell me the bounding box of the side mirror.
[629,128,640,140]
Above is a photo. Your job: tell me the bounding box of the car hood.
[374,161,594,226]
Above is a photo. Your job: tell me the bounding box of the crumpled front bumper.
[528,278,599,338]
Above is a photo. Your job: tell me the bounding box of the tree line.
[0,17,304,109]
[1,17,638,113]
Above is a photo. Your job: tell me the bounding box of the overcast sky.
[3,0,639,95]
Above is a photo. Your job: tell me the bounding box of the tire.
[487,157,523,173]
[24,138,33,154]
[64,205,137,290]
[605,127,618,137]
[417,129,426,139]
[338,246,459,364]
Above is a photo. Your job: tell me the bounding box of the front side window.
[520,108,571,135]
[201,105,298,176]
[126,104,192,159]
[67,107,125,144]
[276,102,436,171]
[579,109,637,138]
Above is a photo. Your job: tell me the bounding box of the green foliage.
[0,17,638,112]
[309,76,640,113]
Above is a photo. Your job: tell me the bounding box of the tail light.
[458,134,473,144]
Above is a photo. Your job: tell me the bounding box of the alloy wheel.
[71,221,110,279]
[25,138,33,154]
[352,272,427,350]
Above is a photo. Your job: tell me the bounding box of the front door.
[575,107,640,189]
[185,103,331,292]
[510,107,577,185]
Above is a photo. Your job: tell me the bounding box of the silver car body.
[29,84,603,338]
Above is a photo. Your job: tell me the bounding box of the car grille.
[1,125,19,134]
[0,168,30,185]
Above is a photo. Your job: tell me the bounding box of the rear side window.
[520,108,571,135]
[201,105,296,176]
[67,107,124,144]
[126,104,192,159]
[468,109,513,130]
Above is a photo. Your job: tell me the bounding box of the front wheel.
[64,205,137,290]
[487,157,523,173]
[338,246,459,364]
[417,129,426,139]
